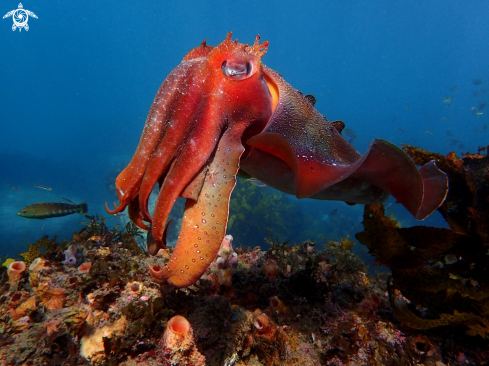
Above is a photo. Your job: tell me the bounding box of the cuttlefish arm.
[149,126,245,287]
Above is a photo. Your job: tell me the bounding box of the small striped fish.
[17,202,88,219]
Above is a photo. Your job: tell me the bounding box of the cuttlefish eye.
[221,60,253,80]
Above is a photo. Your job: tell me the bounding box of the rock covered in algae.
[80,315,128,361]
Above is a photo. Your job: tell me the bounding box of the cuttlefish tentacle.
[146,220,173,256]
[149,125,245,288]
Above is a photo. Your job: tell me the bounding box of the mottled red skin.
[106,33,448,288]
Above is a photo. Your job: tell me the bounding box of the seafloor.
[0,223,486,365]
[1,148,489,366]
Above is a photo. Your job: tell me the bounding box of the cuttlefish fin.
[351,139,448,220]
[248,133,447,220]
[149,127,244,288]
[247,132,355,198]
[416,160,449,219]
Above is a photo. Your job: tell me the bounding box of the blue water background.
[1,1,488,265]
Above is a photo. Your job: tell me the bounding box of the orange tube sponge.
[253,312,273,335]
[28,258,50,272]
[8,261,26,284]
[159,315,205,366]
[162,315,191,349]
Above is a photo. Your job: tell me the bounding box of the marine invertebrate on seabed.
[62,244,85,266]
[28,257,50,272]
[80,315,128,361]
[77,261,92,274]
[28,257,51,286]
[158,314,205,366]
[216,234,238,269]
[36,281,69,310]
[7,260,26,284]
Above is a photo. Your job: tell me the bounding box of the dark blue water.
[1,1,488,263]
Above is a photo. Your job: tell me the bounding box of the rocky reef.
[1,148,489,365]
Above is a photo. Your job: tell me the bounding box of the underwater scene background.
[1,1,489,365]
[2,0,489,259]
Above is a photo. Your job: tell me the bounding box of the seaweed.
[1,258,15,268]
[264,229,291,269]
[18,235,59,265]
[122,297,174,337]
[78,215,144,255]
[228,179,300,245]
[80,215,112,238]
[356,147,489,338]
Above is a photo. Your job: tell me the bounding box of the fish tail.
[77,202,88,214]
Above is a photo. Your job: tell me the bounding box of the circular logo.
[13,9,28,28]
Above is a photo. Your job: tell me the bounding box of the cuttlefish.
[107,33,448,288]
